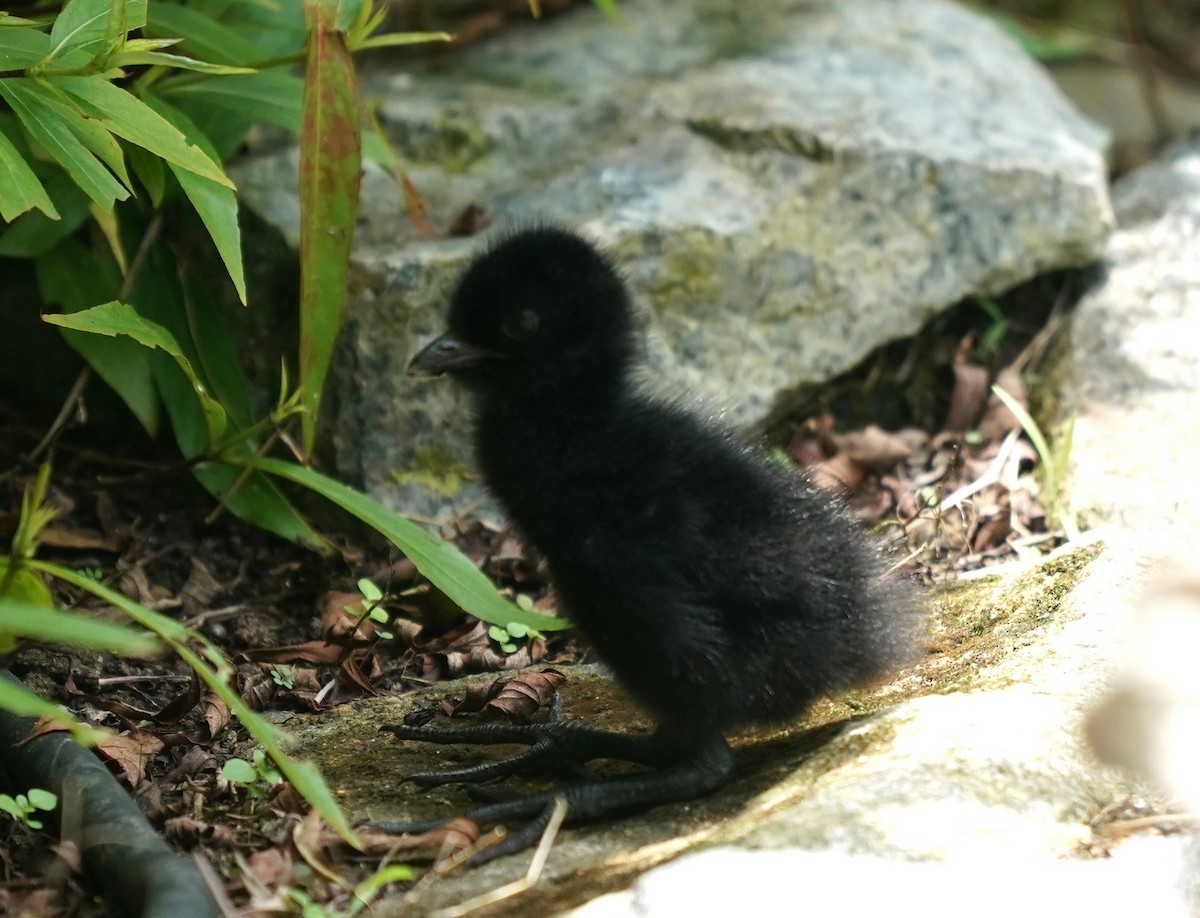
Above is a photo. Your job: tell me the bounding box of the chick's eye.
[502,309,540,340]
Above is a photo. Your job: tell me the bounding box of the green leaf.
[25,789,57,811]
[47,0,114,63]
[0,28,51,70]
[177,269,257,431]
[0,171,90,257]
[47,75,234,188]
[349,30,451,52]
[0,78,130,210]
[158,68,304,133]
[126,143,165,204]
[117,0,148,32]
[0,676,106,745]
[192,462,330,551]
[42,301,228,444]
[0,596,162,657]
[141,91,245,303]
[298,12,360,453]
[146,4,265,66]
[246,457,571,631]
[220,757,258,784]
[590,0,620,20]
[0,15,43,29]
[0,123,58,221]
[107,50,256,75]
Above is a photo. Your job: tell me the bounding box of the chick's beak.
[407,334,499,377]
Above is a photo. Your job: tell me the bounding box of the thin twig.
[96,674,195,687]
[429,797,569,918]
[884,541,929,575]
[400,826,508,910]
[27,367,92,462]
[938,429,1021,513]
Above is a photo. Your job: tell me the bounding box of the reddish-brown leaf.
[486,668,567,722]
[833,424,918,470]
[94,731,165,785]
[944,357,991,432]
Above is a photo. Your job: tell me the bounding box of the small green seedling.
[974,298,1009,354]
[221,749,283,799]
[269,664,296,690]
[0,788,57,831]
[489,603,544,653]
[356,577,394,640]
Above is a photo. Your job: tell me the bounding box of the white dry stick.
[430,797,570,918]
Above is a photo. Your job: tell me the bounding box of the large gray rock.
[1049,136,1200,556]
[233,0,1111,516]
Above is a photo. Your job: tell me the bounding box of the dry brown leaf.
[240,639,366,665]
[978,365,1027,440]
[163,815,238,847]
[351,818,480,858]
[37,524,118,551]
[95,731,165,785]
[245,845,294,890]
[181,557,223,607]
[833,425,917,470]
[155,675,203,725]
[441,677,503,717]
[486,668,567,722]
[293,808,345,886]
[202,692,230,739]
[447,203,492,237]
[321,590,377,641]
[945,361,990,432]
[810,453,864,494]
[338,648,382,695]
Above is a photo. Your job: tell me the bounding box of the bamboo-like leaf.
[298,3,361,455]
[145,4,264,66]
[246,457,571,631]
[126,143,164,205]
[47,75,234,188]
[0,677,106,745]
[0,78,129,210]
[0,14,42,29]
[43,301,228,444]
[192,461,330,552]
[0,123,58,221]
[47,0,113,63]
[349,30,450,52]
[0,27,51,70]
[157,69,304,133]
[141,91,246,303]
[107,50,256,75]
[88,201,126,272]
[0,170,89,256]
[0,596,162,658]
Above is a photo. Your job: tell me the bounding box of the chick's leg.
[374,733,734,866]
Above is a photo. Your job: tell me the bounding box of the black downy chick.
[383,226,913,862]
